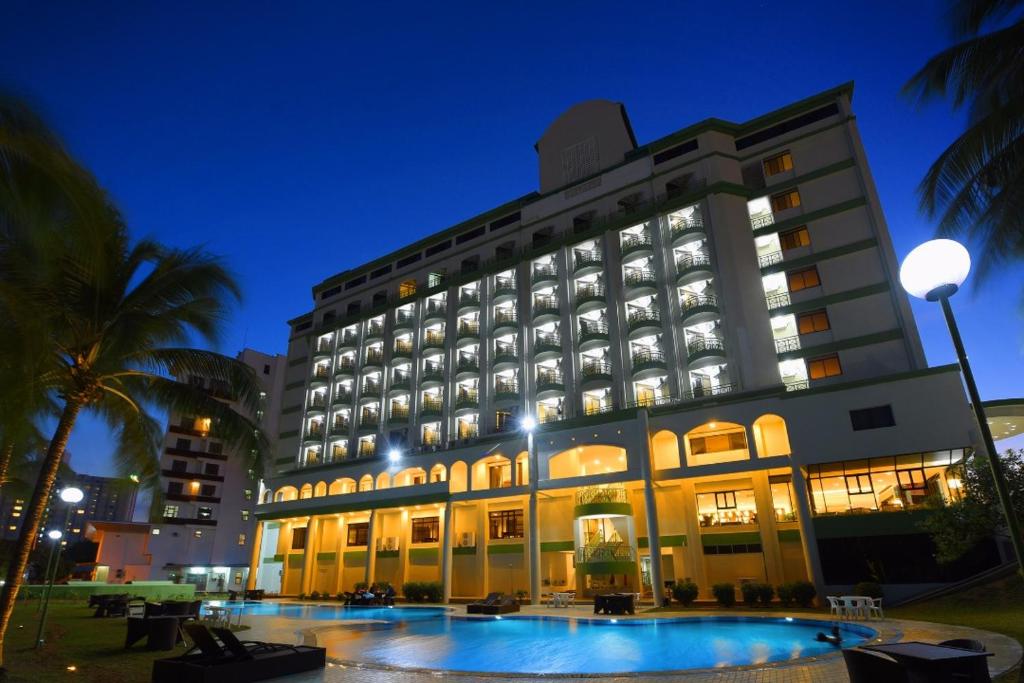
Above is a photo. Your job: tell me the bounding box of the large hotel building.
[248,84,993,604]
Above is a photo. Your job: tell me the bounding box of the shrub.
[336,592,347,601]
[712,583,736,607]
[402,581,443,603]
[309,591,321,600]
[853,581,883,599]
[297,592,306,600]
[791,580,817,608]
[740,582,760,607]
[776,583,794,607]
[756,583,774,606]
[671,581,699,606]
[354,581,368,591]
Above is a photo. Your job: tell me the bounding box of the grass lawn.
[2,600,209,683]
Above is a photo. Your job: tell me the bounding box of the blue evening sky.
[2,1,1022,479]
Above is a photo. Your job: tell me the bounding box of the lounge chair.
[481,595,520,614]
[153,624,325,683]
[938,639,986,652]
[842,648,909,683]
[467,592,503,614]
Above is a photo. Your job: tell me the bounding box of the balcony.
[394,310,415,331]
[676,252,713,285]
[750,213,775,230]
[572,249,603,276]
[533,331,562,361]
[683,383,735,400]
[536,368,565,397]
[575,485,628,507]
[493,276,517,302]
[575,282,606,314]
[366,322,384,341]
[357,440,378,458]
[784,379,810,392]
[774,336,800,354]
[758,251,783,269]
[620,231,653,259]
[420,398,443,419]
[580,359,613,387]
[329,418,350,436]
[494,378,520,402]
[492,343,519,370]
[531,264,558,290]
[626,306,661,338]
[456,354,480,380]
[389,404,410,422]
[310,366,330,387]
[670,214,705,246]
[389,374,411,394]
[765,292,791,311]
[686,336,726,366]
[492,310,519,335]
[302,425,324,444]
[331,390,352,407]
[578,319,610,350]
[623,267,657,294]
[357,413,380,433]
[338,331,359,351]
[631,347,667,378]
[575,544,636,572]
[307,395,327,414]
[422,332,446,353]
[392,341,413,362]
[363,349,384,370]
[454,389,479,413]
[456,320,480,345]
[532,295,560,323]
[458,290,481,313]
[424,302,447,322]
[312,339,333,359]
[680,294,719,323]
[334,357,356,378]
[360,381,382,401]
[420,365,444,387]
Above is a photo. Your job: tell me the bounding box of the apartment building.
[147,348,286,591]
[250,84,992,604]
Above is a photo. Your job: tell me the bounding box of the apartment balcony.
[302,426,324,445]
[337,331,359,352]
[774,336,800,354]
[493,276,518,303]
[580,359,613,388]
[359,382,382,402]
[676,252,713,286]
[620,231,653,260]
[456,320,480,346]
[683,383,735,400]
[312,339,333,360]
[363,350,384,372]
[492,344,519,371]
[578,320,610,351]
[627,307,661,338]
[357,414,380,433]
[389,405,410,422]
[531,264,558,290]
[392,341,413,363]
[492,310,519,335]
[357,440,379,458]
[365,322,384,341]
[494,378,520,402]
[631,347,667,379]
[623,267,657,295]
[334,358,356,378]
[765,292,792,311]
[536,369,565,398]
[533,331,562,361]
[750,213,775,230]
[680,294,720,324]
[306,396,327,416]
[424,302,447,323]
[388,374,411,394]
[671,214,705,246]
[532,295,560,324]
[420,365,444,388]
[458,290,481,314]
[331,391,353,407]
[575,282,606,314]
[455,355,480,380]
[310,366,330,387]
[422,332,446,354]
[454,389,479,414]
[784,379,810,392]
[329,419,351,436]
[394,310,415,332]
[575,544,636,572]
[758,251,784,269]
[686,336,726,368]
[420,398,443,420]
[572,249,603,276]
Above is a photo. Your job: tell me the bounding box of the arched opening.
[358,474,373,492]
[449,461,468,493]
[752,414,791,457]
[514,451,529,485]
[652,430,680,470]
[683,421,750,467]
[313,481,327,497]
[376,472,391,490]
[394,467,427,487]
[329,477,356,495]
[262,490,272,504]
[429,463,447,483]
[299,483,313,499]
[548,445,627,480]
[472,453,513,490]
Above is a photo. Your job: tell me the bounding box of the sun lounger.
[467,592,502,614]
[480,595,520,614]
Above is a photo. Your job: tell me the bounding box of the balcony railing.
[335,357,356,374]
[750,213,775,230]
[681,294,718,313]
[533,295,560,315]
[535,331,561,351]
[784,379,810,392]
[670,214,704,239]
[765,292,792,310]
[683,383,735,400]
[424,302,447,320]
[455,389,479,409]
[632,347,666,366]
[332,390,352,405]
[494,341,518,360]
[676,252,711,272]
[576,485,628,506]
[575,282,605,303]
[573,249,603,271]
[358,440,377,457]
[304,425,324,440]
[359,413,380,429]
[457,354,479,373]
[423,332,446,349]
[421,364,444,382]
[361,381,382,398]
[537,368,564,387]
[366,322,384,338]
[581,359,612,378]
[312,366,329,380]
[390,374,411,391]
[493,310,518,329]
[459,290,481,307]
[532,264,558,284]
[624,268,656,287]
[420,397,443,416]
[340,331,359,347]
[494,378,519,397]
[494,276,517,296]
[758,251,783,268]
[774,336,800,353]
[457,321,480,338]
[579,319,609,340]
[314,339,333,354]
[330,418,350,434]
[365,349,384,365]
[686,336,725,357]
[390,404,410,421]
[393,341,413,357]
[308,395,327,409]
[627,307,660,328]
[395,310,415,328]
[575,544,636,564]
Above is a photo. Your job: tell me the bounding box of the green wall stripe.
[452,546,477,556]
[752,197,868,241]
[638,534,687,548]
[316,552,337,562]
[286,553,305,568]
[777,529,802,543]
[266,522,281,530]
[778,329,904,361]
[376,549,399,559]
[255,491,451,520]
[272,553,284,562]
[770,281,890,317]
[540,541,574,552]
[262,556,279,563]
[487,544,524,555]
[343,550,367,566]
[765,158,856,196]
[760,238,878,275]
[701,532,762,546]
[409,548,439,562]
[577,560,636,575]
[573,502,633,518]
[812,509,935,539]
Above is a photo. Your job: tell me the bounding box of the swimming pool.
[206,601,874,674]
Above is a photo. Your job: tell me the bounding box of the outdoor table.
[864,642,993,682]
[125,615,182,650]
[839,595,872,619]
[593,593,635,615]
[549,592,572,608]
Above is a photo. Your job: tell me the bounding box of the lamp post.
[899,239,1024,573]
[36,530,63,614]
[521,415,540,604]
[35,486,84,648]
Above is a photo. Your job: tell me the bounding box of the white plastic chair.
[126,600,145,618]
[868,597,884,619]
[826,596,845,618]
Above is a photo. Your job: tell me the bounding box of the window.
[243,489,253,501]
[347,522,368,546]
[763,151,793,176]
[488,510,523,539]
[770,189,801,212]
[193,530,203,538]
[208,441,223,455]
[263,364,271,375]
[779,226,810,250]
[689,431,747,455]
[171,459,187,473]
[488,462,512,489]
[197,506,213,519]
[168,482,183,495]
[845,474,873,494]
[175,438,191,450]
[797,309,830,334]
[695,489,758,526]
[411,517,439,543]
[807,354,842,379]
[399,279,417,298]
[850,405,896,431]
[238,534,247,545]
[234,571,243,584]
[291,527,307,550]
[425,240,451,257]
[787,266,821,292]
[203,463,220,475]
[151,528,161,535]
[397,252,422,268]
[200,484,216,497]
[241,510,250,521]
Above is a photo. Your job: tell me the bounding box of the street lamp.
[388,448,401,463]
[36,531,63,614]
[899,238,1024,573]
[520,415,536,433]
[35,486,83,647]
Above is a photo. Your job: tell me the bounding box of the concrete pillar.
[790,463,826,603]
[527,432,541,604]
[678,479,709,597]
[475,503,488,597]
[638,409,665,606]
[279,521,293,593]
[752,470,785,586]
[332,517,346,595]
[365,509,377,585]
[300,516,320,595]
[398,509,411,590]
[441,501,454,603]
[246,520,264,591]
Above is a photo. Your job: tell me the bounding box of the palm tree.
[903,0,1024,281]
[0,95,269,669]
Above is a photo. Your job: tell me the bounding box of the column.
[638,409,665,606]
[678,479,708,597]
[475,503,489,596]
[527,432,541,604]
[332,517,346,595]
[300,516,320,595]
[279,521,293,593]
[790,463,826,603]
[751,470,785,586]
[364,509,377,585]
[398,509,412,589]
[441,501,454,603]
[246,520,264,591]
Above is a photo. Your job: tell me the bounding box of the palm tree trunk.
[0,400,81,672]
[0,442,12,489]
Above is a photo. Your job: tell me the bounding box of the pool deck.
[234,601,1022,682]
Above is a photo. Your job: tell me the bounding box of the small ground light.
[785,617,794,622]
[66,665,77,672]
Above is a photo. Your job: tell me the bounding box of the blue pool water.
[206,601,873,674]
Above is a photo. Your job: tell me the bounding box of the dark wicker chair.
[938,639,986,652]
[842,648,909,683]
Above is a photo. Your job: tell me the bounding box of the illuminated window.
[779,226,810,250]
[163,505,179,518]
[193,529,202,538]
[237,534,246,545]
[807,354,842,379]
[347,522,369,546]
[151,528,161,535]
[488,510,523,539]
[797,309,830,334]
[411,517,439,543]
[763,151,793,176]
[291,527,307,550]
[244,489,253,501]
[241,510,250,521]
[399,279,417,298]
[193,417,212,435]
[770,189,801,212]
[787,266,821,292]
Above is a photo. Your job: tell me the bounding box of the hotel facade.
[249,84,990,604]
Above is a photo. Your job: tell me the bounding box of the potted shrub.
[712,583,736,607]
[776,583,794,607]
[671,581,699,607]
[791,580,817,608]
[740,582,760,607]
[309,591,321,600]
[756,583,774,607]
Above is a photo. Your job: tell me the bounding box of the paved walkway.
[235,602,1021,682]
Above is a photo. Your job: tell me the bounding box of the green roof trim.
[487,543,524,555]
[701,531,762,546]
[777,328,904,361]
[638,534,687,548]
[254,491,451,520]
[573,502,632,518]
[760,238,878,276]
[577,560,636,575]
[540,540,574,552]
